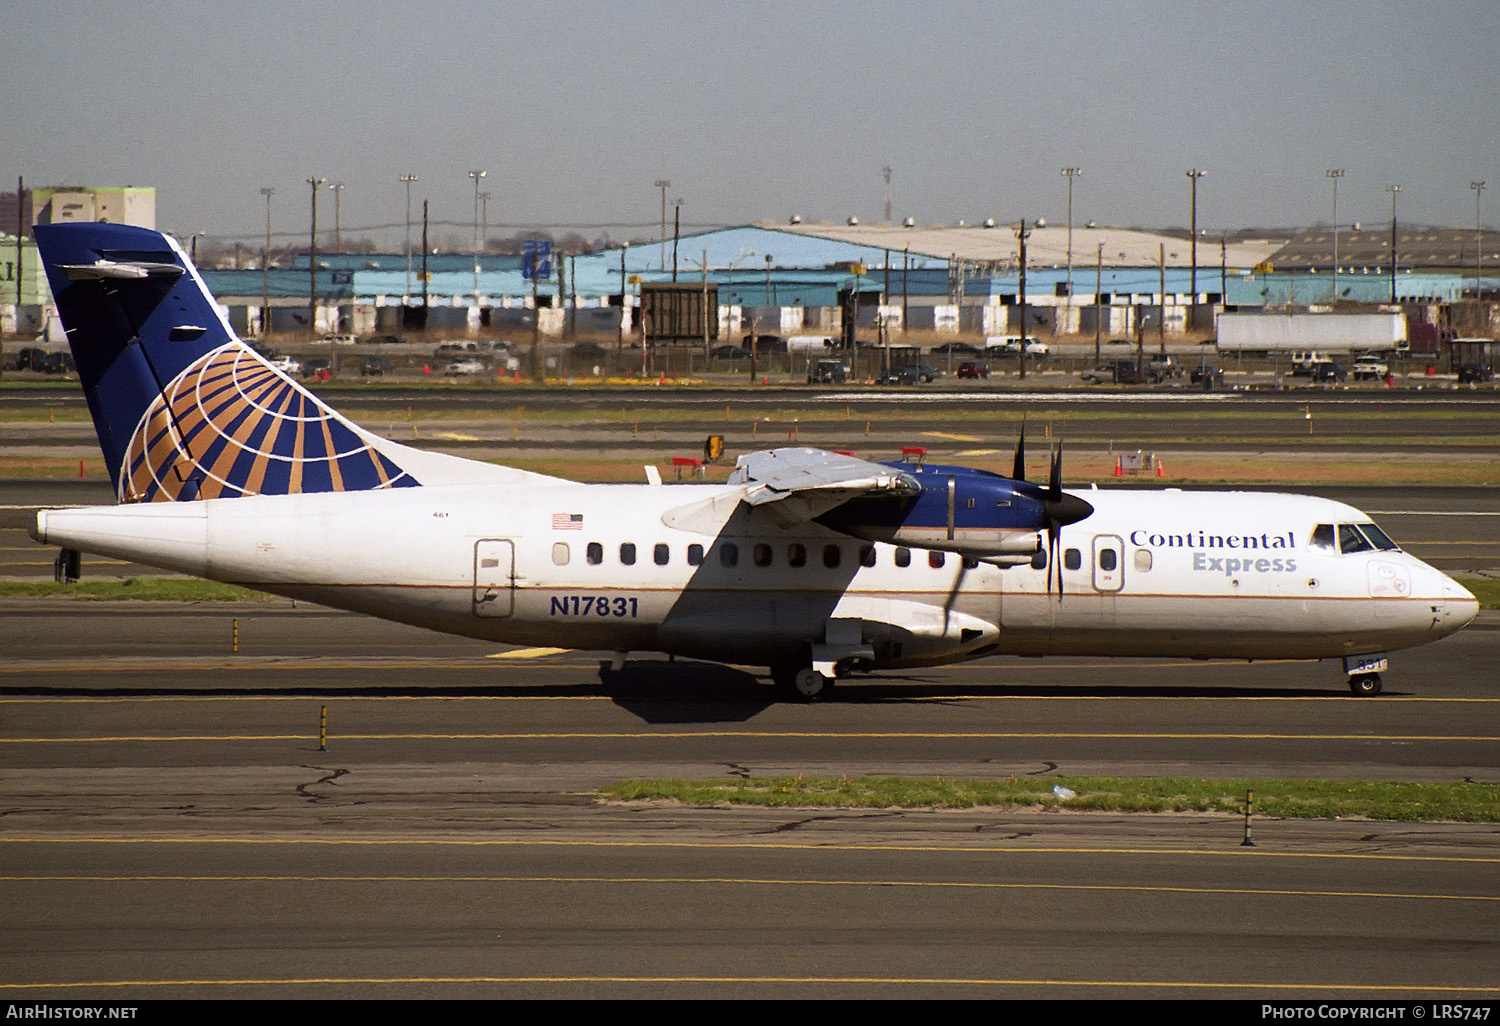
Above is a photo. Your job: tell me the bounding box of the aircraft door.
[1092,534,1124,592]
[473,539,516,618]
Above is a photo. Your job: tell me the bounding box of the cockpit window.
[1311,524,1336,551]
[1357,523,1400,551]
[1338,523,1374,554]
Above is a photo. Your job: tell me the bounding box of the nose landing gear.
[1344,654,1388,697]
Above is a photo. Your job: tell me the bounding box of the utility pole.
[1061,167,1081,334]
[655,179,670,270]
[1186,169,1206,331]
[1094,241,1104,363]
[1326,169,1344,303]
[306,175,326,336]
[1016,219,1031,382]
[1472,180,1487,286]
[329,182,344,252]
[260,187,274,338]
[1387,184,1402,304]
[400,173,418,300]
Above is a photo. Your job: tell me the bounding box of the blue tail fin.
[34,223,418,502]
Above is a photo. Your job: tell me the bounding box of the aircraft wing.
[729,447,920,527]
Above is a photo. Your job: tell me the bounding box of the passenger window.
[787,543,806,568]
[1099,548,1118,571]
[586,542,603,566]
[1064,548,1082,571]
[1338,523,1373,554]
[823,544,841,569]
[1134,549,1153,572]
[654,543,670,566]
[552,543,570,566]
[754,543,773,567]
[929,550,945,569]
[1311,524,1336,551]
[894,547,911,568]
[687,544,704,566]
[860,546,877,568]
[720,543,739,567]
[619,542,636,566]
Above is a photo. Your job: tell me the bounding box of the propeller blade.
[1048,442,1062,502]
[1012,419,1027,482]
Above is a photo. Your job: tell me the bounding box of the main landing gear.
[772,662,832,702]
[1348,673,1383,697]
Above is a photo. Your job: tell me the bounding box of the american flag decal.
[551,513,583,530]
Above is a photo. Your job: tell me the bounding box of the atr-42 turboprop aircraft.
[30,223,1478,698]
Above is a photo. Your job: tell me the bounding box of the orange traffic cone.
[1156,459,1166,478]
[1113,454,1122,476]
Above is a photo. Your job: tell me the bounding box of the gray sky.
[5,0,1498,246]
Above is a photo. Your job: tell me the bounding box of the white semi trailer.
[1216,312,1408,354]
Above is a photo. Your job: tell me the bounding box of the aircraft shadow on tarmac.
[3,659,1382,727]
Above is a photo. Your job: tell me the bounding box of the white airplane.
[30,224,1478,699]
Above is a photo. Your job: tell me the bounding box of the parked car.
[1190,365,1225,388]
[985,336,1049,357]
[807,359,847,384]
[1081,360,1158,385]
[876,365,920,385]
[711,344,748,360]
[913,363,941,382]
[37,351,75,375]
[1352,357,1389,381]
[956,361,990,379]
[361,333,404,345]
[930,341,984,356]
[1457,362,1494,383]
[10,347,47,371]
[1310,361,1347,383]
[443,358,487,376]
[360,356,393,377]
[740,334,786,353]
[1147,355,1184,378]
[319,334,358,345]
[570,342,610,360]
[267,355,302,376]
[435,341,477,356]
[302,357,333,379]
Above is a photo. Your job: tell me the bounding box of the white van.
[786,335,836,356]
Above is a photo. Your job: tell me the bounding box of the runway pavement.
[2,599,1498,998]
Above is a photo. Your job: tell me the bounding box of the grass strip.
[0,577,274,602]
[600,775,1500,823]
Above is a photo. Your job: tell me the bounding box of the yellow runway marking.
[4,873,1496,903]
[4,730,1497,743]
[486,647,571,659]
[0,975,1494,993]
[920,431,985,442]
[4,837,1500,866]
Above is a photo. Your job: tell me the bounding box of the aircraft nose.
[1442,574,1480,632]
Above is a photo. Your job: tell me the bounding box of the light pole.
[1387,184,1402,303]
[469,170,487,305]
[1061,168,1081,333]
[306,175,326,337]
[400,173,418,300]
[329,182,344,253]
[655,179,671,270]
[1186,169,1206,331]
[260,186,274,337]
[1016,218,1035,381]
[1326,169,1344,303]
[1472,180,1487,285]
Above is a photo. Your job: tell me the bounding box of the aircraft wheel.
[792,667,831,701]
[1348,673,1383,697]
